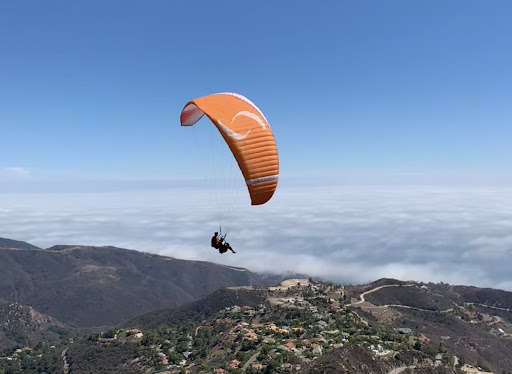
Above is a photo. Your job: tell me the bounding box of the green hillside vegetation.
[1,279,491,374]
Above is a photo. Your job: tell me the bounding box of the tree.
[88,332,101,342]
[141,330,158,346]
[241,339,256,351]
[103,328,117,339]
[168,351,184,364]
[476,357,492,373]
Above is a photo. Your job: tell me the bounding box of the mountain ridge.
[1,237,511,372]
[0,237,306,331]
[0,237,40,250]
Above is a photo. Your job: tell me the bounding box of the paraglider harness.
[211,227,227,249]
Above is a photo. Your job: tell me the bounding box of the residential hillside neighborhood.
[1,278,510,373]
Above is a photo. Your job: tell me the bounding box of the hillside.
[347,280,512,373]
[1,236,511,373]
[123,286,269,330]
[4,278,512,373]
[297,344,440,374]
[0,237,40,250]
[0,303,69,350]
[0,239,299,330]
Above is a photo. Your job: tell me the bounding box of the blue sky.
[1,2,512,288]
[2,1,511,180]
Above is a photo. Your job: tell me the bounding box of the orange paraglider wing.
[180,92,278,205]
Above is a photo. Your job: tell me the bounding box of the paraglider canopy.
[180,92,279,205]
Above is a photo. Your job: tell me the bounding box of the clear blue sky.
[1,1,512,187]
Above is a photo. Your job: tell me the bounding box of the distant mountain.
[0,240,298,330]
[451,284,512,308]
[0,237,40,250]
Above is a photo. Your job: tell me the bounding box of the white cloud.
[1,185,512,291]
[3,167,30,178]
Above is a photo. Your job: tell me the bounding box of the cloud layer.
[1,185,511,290]
[2,167,30,178]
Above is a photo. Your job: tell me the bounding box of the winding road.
[352,284,405,305]
[351,284,453,313]
[241,350,260,372]
[467,302,512,312]
[61,347,69,374]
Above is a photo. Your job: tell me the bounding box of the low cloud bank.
[1,186,511,290]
